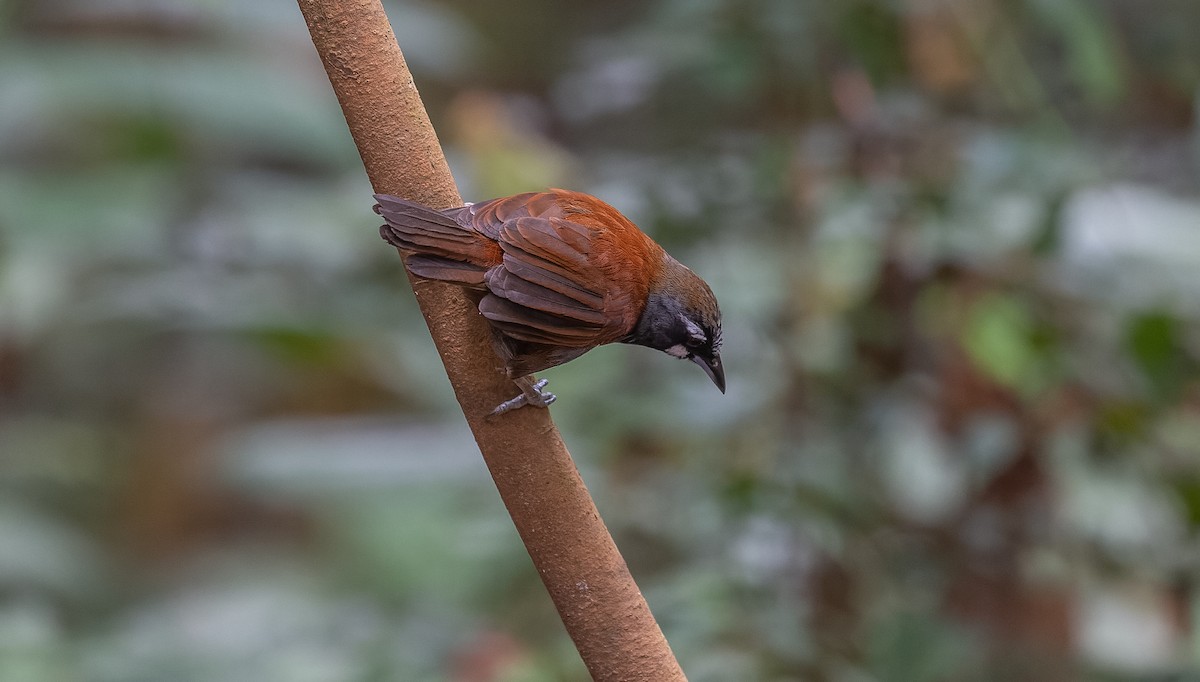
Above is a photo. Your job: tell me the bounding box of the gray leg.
[491,376,556,416]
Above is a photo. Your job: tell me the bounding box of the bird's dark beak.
[691,354,725,394]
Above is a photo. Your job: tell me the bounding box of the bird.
[374,189,723,415]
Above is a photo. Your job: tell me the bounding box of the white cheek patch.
[665,344,690,359]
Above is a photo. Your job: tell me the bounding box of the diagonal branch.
[295,1,687,679]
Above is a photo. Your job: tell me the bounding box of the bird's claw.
[490,378,556,416]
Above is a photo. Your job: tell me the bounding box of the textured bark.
[296,2,687,680]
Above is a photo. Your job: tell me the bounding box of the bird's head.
[627,256,724,393]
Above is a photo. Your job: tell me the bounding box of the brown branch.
[296,1,687,679]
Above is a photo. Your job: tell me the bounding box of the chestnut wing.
[478,216,620,348]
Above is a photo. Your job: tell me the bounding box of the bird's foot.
[491,378,556,416]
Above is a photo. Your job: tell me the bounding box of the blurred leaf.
[1028,0,1127,106]
[248,327,345,367]
[1029,189,1067,256]
[1173,478,1200,529]
[1126,311,1193,401]
[866,611,975,682]
[321,488,523,605]
[837,1,903,85]
[0,42,354,169]
[1097,401,1151,445]
[962,293,1037,391]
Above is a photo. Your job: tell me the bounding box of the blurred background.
[2,0,1199,679]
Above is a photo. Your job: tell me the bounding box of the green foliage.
[1027,0,1128,106]
[962,293,1047,394]
[1127,311,1194,401]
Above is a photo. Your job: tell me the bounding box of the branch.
[296,2,687,679]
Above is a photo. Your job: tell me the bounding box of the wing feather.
[508,219,591,267]
[498,251,603,305]
[484,268,607,323]
[479,295,601,345]
[479,216,621,347]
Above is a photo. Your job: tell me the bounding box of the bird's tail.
[374,194,496,287]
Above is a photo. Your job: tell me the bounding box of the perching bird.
[375,189,723,415]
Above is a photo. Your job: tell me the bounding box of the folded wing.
[480,216,620,348]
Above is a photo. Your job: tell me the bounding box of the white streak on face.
[665,344,690,359]
[683,318,706,344]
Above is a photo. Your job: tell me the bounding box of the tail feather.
[404,255,487,286]
[374,195,460,229]
[374,194,500,286]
